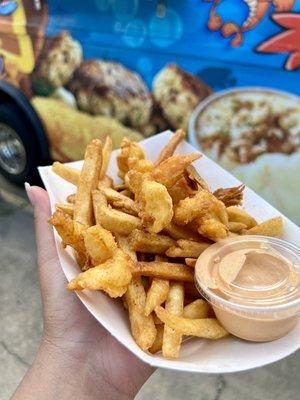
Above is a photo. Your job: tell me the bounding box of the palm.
[34,187,152,398]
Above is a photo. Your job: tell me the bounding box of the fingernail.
[25,182,36,206]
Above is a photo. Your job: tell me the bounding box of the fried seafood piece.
[213,184,245,207]
[68,249,133,298]
[68,60,152,128]
[174,190,229,241]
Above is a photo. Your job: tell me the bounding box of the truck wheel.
[0,102,39,185]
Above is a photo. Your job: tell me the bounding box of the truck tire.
[0,102,39,185]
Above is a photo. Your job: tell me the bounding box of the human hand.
[13,185,153,400]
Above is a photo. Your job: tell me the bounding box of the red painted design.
[257,13,300,70]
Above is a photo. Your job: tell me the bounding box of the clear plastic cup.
[195,235,300,342]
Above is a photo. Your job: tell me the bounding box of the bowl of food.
[189,87,300,224]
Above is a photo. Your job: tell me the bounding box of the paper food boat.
[39,131,300,374]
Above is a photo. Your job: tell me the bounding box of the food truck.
[0,0,299,224]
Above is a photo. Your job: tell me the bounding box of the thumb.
[25,184,66,294]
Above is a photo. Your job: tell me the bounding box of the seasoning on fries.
[49,130,284,359]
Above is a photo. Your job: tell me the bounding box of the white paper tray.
[39,131,300,373]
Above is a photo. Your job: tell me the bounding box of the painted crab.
[207,0,295,46]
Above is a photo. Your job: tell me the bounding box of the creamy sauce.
[195,236,300,342]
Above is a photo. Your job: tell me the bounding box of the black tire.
[0,102,40,185]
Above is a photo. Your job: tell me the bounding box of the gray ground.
[0,175,299,400]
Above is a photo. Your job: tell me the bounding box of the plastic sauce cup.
[195,235,300,342]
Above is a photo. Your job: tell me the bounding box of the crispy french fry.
[152,153,201,188]
[100,136,113,179]
[227,206,257,229]
[155,306,228,339]
[166,239,210,258]
[52,162,80,186]
[125,277,157,351]
[99,175,114,188]
[116,234,137,263]
[74,140,102,226]
[162,282,184,359]
[55,203,74,216]
[163,222,201,241]
[128,229,175,254]
[145,278,170,316]
[67,193,76,203]
[138,180,173,233]
[183,299,210,319]
[185,258,197,267]
[68,249,133,297]
[149,324,164,354]
[99,186,139,216]
[246,216,283,237]
[93,190,141,234]
[83,225,117,265]
[214,184,244,207]
[228,221,247,233]
[155,129,186,165]
[134,261,194,282]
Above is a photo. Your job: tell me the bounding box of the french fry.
[246,216,283,237]
[227,206,257,229]
[116,234,137,263]
[99,175,114,188]
[74,139,102,226]
[118,234,156,350]
[149,324,164,354]
[162,282,184,359]
[183,299,210,319]
[138,180,173,233]
[145,278,170,316]
[125,277,157,351]
[163,222,201,241]
[151,153,201,188]
[228,221,247,233]
[128,229,175,254]
[166,239,211,258]
[55,203,74,216]
[83,225,117,265]
[93,190,141,235]
[134,261,194,282]
[68,249,133,297]
[185,258,197,267]
[100,136,113,179]
[155,129,186,165]
[156,306,228,339]
[52,161,80,186]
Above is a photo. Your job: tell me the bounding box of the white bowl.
[188,86,300,151]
